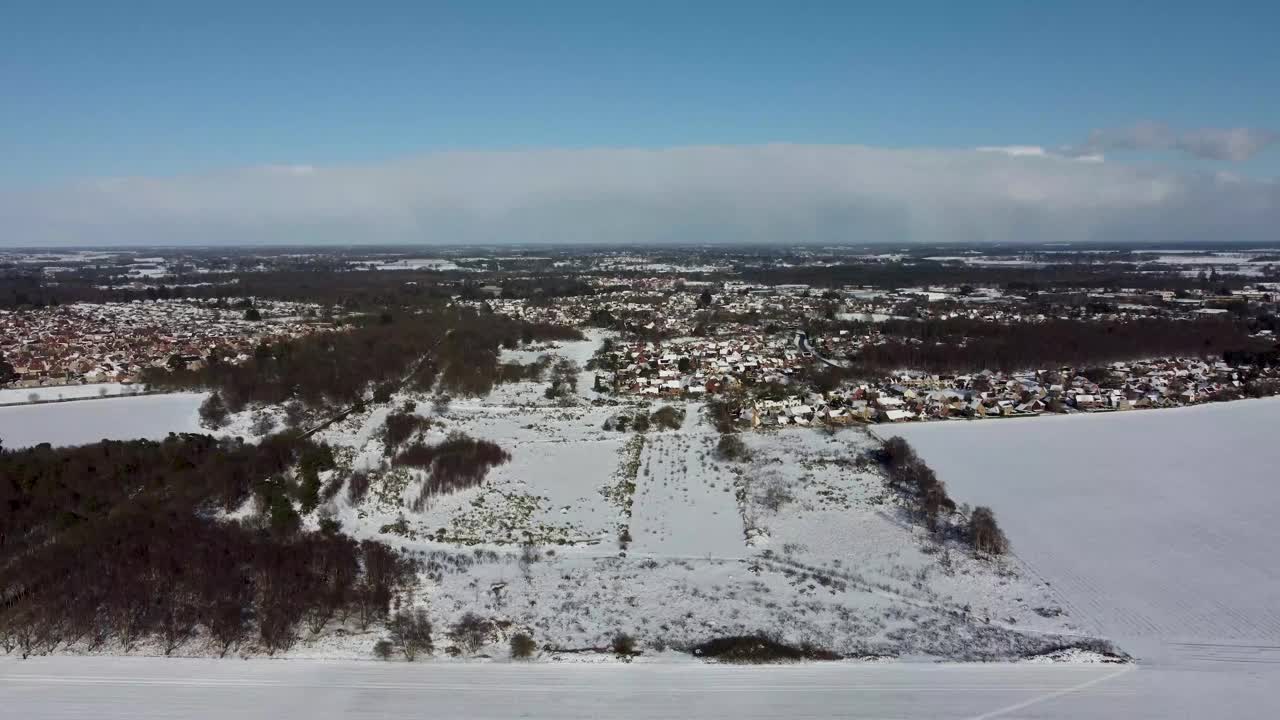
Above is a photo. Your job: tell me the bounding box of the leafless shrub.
[387,608,433,661]
[757,472,794,513]
[448,612,495,654]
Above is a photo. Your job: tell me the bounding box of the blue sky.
[2,1,1278,245]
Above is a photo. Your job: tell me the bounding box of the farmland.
[878,397,1280,667]
[0,392,207,448]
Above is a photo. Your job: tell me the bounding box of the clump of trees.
[969,506,1009,556]
[692,634,839,663]
[0,434,415,658]
[850,318,1261,375]
[875,437,1008,556]
[381,411,432,452]
[603,406,686,433]
[143,308,583,413]
[392,433,511,510]
[198,392,231,429]
[543,358,580,400]
[648,406,686,431]
[498,355,552,383]
[0,352,17,384]
[876,436,955,531]
[706,398,739,433]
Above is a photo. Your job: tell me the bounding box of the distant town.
[4,245,1280,426]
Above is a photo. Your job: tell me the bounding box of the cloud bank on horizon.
[1066,123,1278,163]
[2,142,1276,247]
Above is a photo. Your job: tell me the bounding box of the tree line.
[144,307,582,413]
[842,318,1263,375]
[876,437,1008,556]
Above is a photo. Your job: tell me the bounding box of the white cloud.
[1066,123,1278,162]
[975,145,1050,158]
[1,144,1277,246]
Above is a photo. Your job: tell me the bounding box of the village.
[584,322,1280,425]
[463,278,1280,428]
[0,298,335,387]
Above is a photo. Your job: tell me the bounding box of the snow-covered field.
[877,398,1280,668]
[0,382,147,405]
[0,392,207,448]
[232,331,1099,662]
[0,333,1100,662]
[7,655,1279,719]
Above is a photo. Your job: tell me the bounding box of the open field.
[0,392,207,448]
[878,397,1280,667]
[4,655,1277,719]
[0,382,147,405]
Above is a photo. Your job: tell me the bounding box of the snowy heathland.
[166,331,1105,664]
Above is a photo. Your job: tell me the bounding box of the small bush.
[346,470,372,505]
[510,632,538,660]
[715,434,749,462]
[758,474,794,513]
[612,632,637,657]
[373,639,394,660]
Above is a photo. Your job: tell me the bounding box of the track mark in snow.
[964,664,1135,720]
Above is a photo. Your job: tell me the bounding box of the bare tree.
[448,612,494,654]
[387,608,433,661]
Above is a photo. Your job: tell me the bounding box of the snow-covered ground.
[1,331,1117,666]
[0,392,208,448]
[0,382,148,405]
[237,331,1099,662]
[5,655,1278,719]
[877,397,1280,669]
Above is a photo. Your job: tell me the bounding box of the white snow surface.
[4,656,1277,719]
[0,392,207,448]
[0,382,147,405]
[877,397,1280,668]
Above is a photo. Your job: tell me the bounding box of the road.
[3,656,1274,719]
